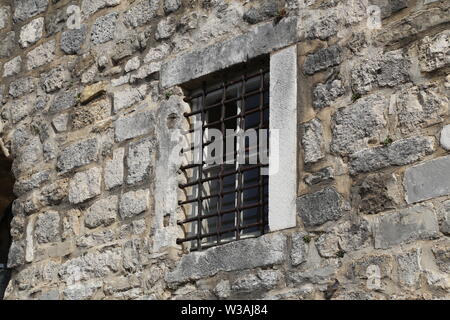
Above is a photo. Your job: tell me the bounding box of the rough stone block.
[418,30,449,72]
[155,18,176,40]
[164,0,181,14]
[160,17,298,88]
[351,50,410,95]
[297,187,344,228]
[3,56,22,77]
[72,99,111,129]
[13,0,48,23]
[114,110,154,142]
[0,6,10,30]
[350,136,435,174]
[9,76,36,98]
[57,138,98,173]
[396,249,422,287]
[119,189,149,219]
[42,66,69,93]
[91,13,118,44]
[68,167,102,204]
[303,45,342,75]
[301,118,324,164]
[0,31,16,58]
[113,85,146,113]
[27,40,56,70]
[372,204,439,249]
[124,0,159,28]
[313,79,345,109]
[304,167,334,186]
[404,155,450,204]
[85,196,118,229]
[104,148,124,190]
[126,137,155,185]
[243,0,281,25]
[291,232,308,266]
[166,233,287,285]
[81,0,121,17]
[49,89,78,113]
[19,17,44,48]
[440,125,450,151]
[61,26,86,55]
[35,211,60,244]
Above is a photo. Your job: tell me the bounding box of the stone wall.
[0,0,448,300]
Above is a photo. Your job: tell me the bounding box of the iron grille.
[177,67,270,251]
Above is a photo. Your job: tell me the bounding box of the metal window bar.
[177,68,270,251]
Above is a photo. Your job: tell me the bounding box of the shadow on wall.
[0,152,15,300]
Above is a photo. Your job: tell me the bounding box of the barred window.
[177,65,270,251]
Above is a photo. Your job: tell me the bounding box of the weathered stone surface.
[346,254,394,280]
[304,167,334,186]
[440,125,450,151]
[441,201,450,235]
[303,45,342,75]
[397,86,448,133]
[166,233,287,285]
[7,240,25,268]
[13,170,50,196]
[13,0,48,23]
[124,0,159,28]
[111,36,141,63]
[72,99,110,129]
[372,204,439,249]
[313,79,345,109]
[306,12,339,40]
[369,0,408,18]
[291,232,309,266]
[27,40,56,70]
[404,155,450,204]
[114,110,154,142]
[124,57,140,73]
[91,13,118,44]
[418,30,449,72]
[129,62,160,83]
[80,82,106,104]
[126,137,155,185]
[104,148,124,190]
[9,76,36,98]
[3,56,22,77]
[331,94,389,154]
[49,89,78,113]
[63,280,103,300]
[61,27,86,55]
[19,17,44,48]
[42,66,69,93]
[113,85,146,113]
[163,0,181,14]
[351,173,400,215]
[57,138,98,173]
[161,17,298,88]
[231,270,282,292]
[85,196,118,229]
[38,179,68,206]
[155,18,176,40]
[81,0,121,17]
[0,31,15,58]
[35,211,60,244]
[243,0,279,24]
[119,189,149,219]
[0,6,10,30]
[68,167,102,204]
[297,187,345,228]
[144,43,171,63]
[351,50,410,95]
[301,118,324,164]
[350,136,435,174]
[59,247,121,284]
[396,249,422,287]
[431,241,450,274]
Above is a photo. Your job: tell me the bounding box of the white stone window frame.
[155,18,299,252]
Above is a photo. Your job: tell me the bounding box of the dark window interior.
[177,63,270,251]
